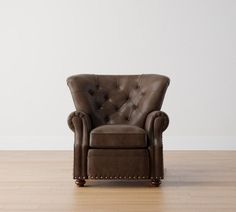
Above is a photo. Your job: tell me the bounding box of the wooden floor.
[0,151,235,212]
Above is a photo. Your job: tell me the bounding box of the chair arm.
[145,111,169,179]
[67,111,92,179]
[145,111,169,142]
[67,111,92,133]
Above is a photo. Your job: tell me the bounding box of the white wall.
[0,0,235,149]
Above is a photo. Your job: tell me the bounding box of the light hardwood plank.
[0,151,235,212]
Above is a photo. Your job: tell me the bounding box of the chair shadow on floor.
[82,166,236,188]
[84,180,155,188]
[162,167,236,188]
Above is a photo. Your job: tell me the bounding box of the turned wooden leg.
[75,179,86,187]
[151,179,161,187]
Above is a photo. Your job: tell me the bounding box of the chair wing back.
[67,74,169,128]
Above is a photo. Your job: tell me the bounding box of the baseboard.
[164,136,236,150]
[0,136,72,150]
[0,136,235,150]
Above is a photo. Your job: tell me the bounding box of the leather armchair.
[67,74,170,187]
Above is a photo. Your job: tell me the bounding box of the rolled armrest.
[145,111,169,141]
[67,111,92,179]
[67,111,92,132]
[145,111,169,179]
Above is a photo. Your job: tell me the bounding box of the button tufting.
[125,116,129,121]
[104,116,109,122]
[88,90,94,96]
[96,104,102,110]
[104,94,109,100]
[114,106,119,111]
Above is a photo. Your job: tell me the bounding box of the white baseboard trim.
[0,136,235,150]
[164,136,236,150]
[0,136,73,150]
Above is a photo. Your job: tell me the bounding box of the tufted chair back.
[67,74,170,128]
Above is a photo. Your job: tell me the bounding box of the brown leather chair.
[67,74,170,187]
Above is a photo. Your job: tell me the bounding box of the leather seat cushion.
[90,124,147,148]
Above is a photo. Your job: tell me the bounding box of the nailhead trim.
[76,176,86,179]
[77,176,158,180]
[87,176,149,179]
[150,177,161,179]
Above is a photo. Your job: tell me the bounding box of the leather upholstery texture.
[67,74,170,182]
[90,124,147,148]
[67,74,169,128]
[87,149,149,179]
